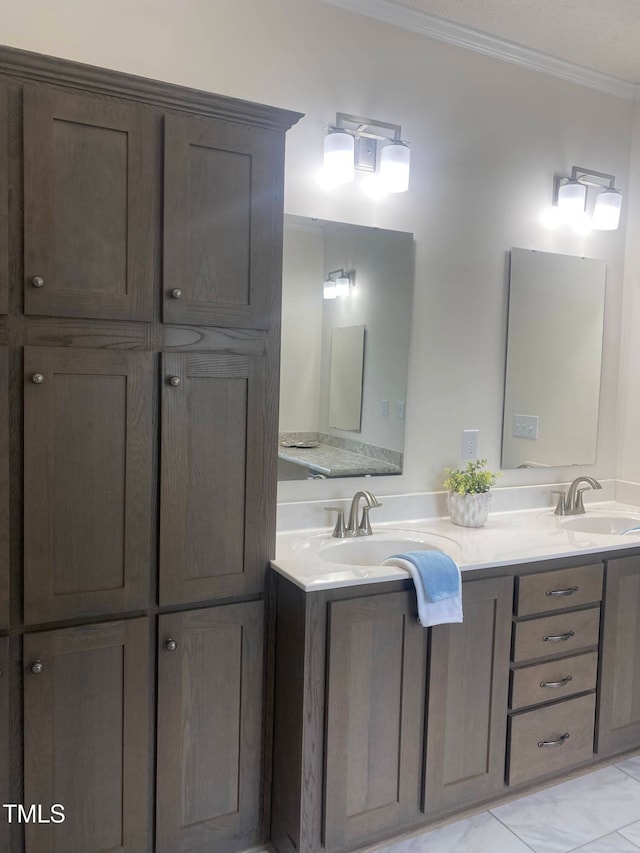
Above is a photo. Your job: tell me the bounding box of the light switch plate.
[513,414,539,440]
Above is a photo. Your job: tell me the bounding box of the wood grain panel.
[24,618,150,853]
[424,576,513,816]
[0,82,7,314]
[160,351,271,604]
[156,602,264,853]
[164,112,284,329]
[0,637,8,853]
[0,351,7,630]
[24,347,153,623]
[508,694,595,786]
[516,563,603,616]
[512,607,600,663]
[26,318,149,350]
[324,592,426,848]
[510,651,598,710]
[163,324,266,355]
[598,556,640,756]
[24,86,155,320]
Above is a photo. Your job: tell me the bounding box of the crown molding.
[321,0,638,101]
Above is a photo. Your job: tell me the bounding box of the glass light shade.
[335,275,350,297]
[323,130,354,186]
[592,188,622,230]
[379,141,410,193]
[557,179,586,218]
[323,279,337,299]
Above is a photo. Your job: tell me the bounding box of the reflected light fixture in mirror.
[553,166,622,231]
[321,113,410,193]
[323,268,354,300]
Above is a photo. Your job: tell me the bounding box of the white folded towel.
[383,556,463,627]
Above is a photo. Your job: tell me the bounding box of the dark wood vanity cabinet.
[156,602,264,853]
[23,86,156,322]
[598,554,640,756]
[0,81,7,315]
[0,349,7,631]
[23,618,151,853]
[424,576,513,816]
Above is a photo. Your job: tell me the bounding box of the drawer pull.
[538,732,570,748]
[540,675,573,688]
[543,630,575,642]
[546,586,579,597]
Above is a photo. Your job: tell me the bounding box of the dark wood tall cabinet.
[0,44,301,853]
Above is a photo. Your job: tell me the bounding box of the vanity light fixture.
[323,268,355,300]
[322,113,410,193]
[553,166,622,231]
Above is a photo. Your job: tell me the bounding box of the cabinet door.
[163,112,284,329]
[24,347,153,624]
[0,637,8,853]
[324,591,427,849]
[156,602,264,853]
[424,576,513,815]
[0,82,7,314]
[24,618,150,853]
[160,352,275,605]
[598,555,640,756]
[23,86,154,320]
[0,350,7,629]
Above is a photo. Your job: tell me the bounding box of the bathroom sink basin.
[293,529,460,567]
[561,513,640,536]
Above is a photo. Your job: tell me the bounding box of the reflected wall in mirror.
[328,325,365,431]
[501,248,606,469]
[279,216,414,480]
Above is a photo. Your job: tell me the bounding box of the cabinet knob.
[169,376,181,387]
[165,639,177,652]
[170,288,183,299]
[31,661,43,675]
[31,275,45,288]
[31,373,45,385]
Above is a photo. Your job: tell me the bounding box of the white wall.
[3,0,632,504]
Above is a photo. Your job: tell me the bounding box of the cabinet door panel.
[598,556,640,756]
[0,351,7,629]
[156,602,264,853]
[24,86,154,320]
[0,82,7,314]
[0,637,8,853]
[324,591,426,849]
[424,576,513,815]
[24,618,150,853]
[164,113,283,329]
[160,352,274,604]
[24,347,153,623]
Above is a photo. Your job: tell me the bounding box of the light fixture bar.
[333,112,403,141]
[570,166,615,189]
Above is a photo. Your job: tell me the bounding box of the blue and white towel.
[383,550,463,627]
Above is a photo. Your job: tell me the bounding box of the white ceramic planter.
[447,491,492,527]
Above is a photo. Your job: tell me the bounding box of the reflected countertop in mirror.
[279,215,414,481]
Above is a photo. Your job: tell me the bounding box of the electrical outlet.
[513,414,539,440]
[461,429,479,462]
[380,400,389,417]
[396,401,405,419]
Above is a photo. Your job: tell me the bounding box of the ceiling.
[391,0,640,84]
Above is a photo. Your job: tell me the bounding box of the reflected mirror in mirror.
[279,215,414,480]
[501,248,606,469]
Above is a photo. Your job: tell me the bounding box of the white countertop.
[271,501,640,592]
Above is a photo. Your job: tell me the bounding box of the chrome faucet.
[325,490,382,538]
[553,476,602,516]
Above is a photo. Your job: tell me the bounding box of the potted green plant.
[443,459,499,527]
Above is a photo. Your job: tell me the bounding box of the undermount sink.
[561,513,640,536]
[293,529,460,567]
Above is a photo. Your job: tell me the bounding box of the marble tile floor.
[365,754,640,853]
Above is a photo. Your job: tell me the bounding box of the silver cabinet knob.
[32,373,45,385]
[170,288,183,299]
[31,276,45,288]
[169,376,181,387]
[31,661,43,674]
[165,639,177,652]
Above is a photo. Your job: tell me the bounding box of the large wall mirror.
[278,215,414,480]
[501,248,606,469]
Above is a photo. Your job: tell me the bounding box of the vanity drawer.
[508,693,595,787]
[512,607,600,663]
[515,563,603,617]
[510,651,598,710]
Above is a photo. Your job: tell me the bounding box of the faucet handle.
[573,488,589,515]
[324,507,347,538]
[551,490,567,516]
